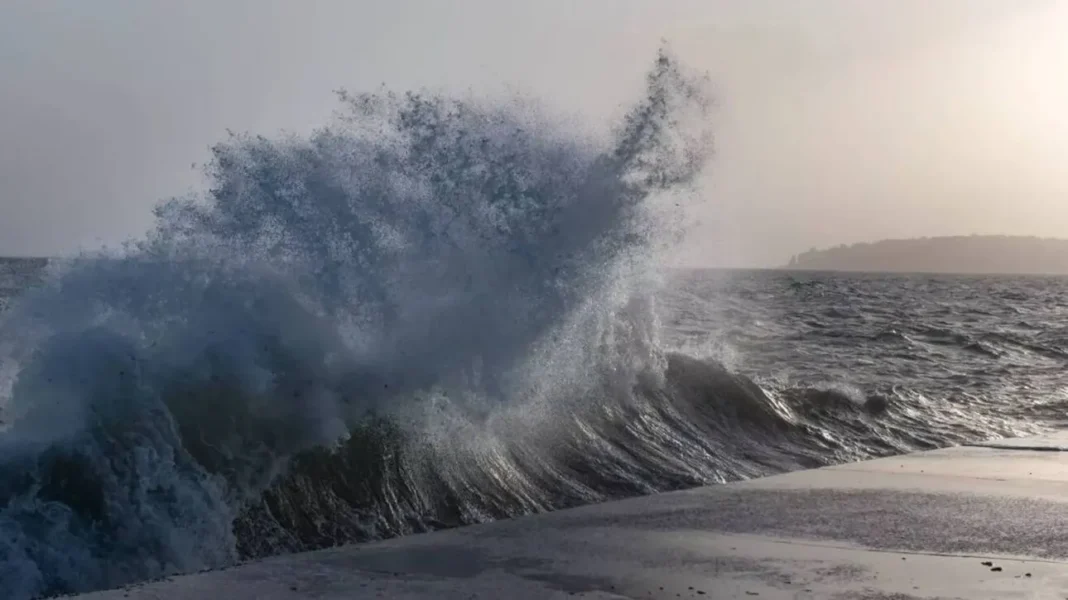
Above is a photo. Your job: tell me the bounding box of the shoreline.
[75,431,1068,599]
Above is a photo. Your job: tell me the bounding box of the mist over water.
[0,50,716,597]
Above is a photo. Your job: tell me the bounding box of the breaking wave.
[0,49,719,598]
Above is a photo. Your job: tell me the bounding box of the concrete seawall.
[79,432,1068,599]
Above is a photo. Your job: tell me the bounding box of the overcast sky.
[2,0,1068,266]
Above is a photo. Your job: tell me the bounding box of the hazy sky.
[3,0,1068,266]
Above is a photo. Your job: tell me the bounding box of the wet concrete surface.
[79,434,1068,599]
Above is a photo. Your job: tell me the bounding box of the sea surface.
[3,258,1065,597]
[0,52,1065,598]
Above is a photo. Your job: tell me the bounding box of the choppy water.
[0,50,1063,598]
[3,258,1064,597]
[666,269,1068,439]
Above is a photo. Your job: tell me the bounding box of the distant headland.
[785,235,1068,275]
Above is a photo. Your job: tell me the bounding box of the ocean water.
[0,50,1063,598]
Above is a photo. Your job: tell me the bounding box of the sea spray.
[0,48,713,598]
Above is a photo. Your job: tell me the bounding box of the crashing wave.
[0,48,716,598]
